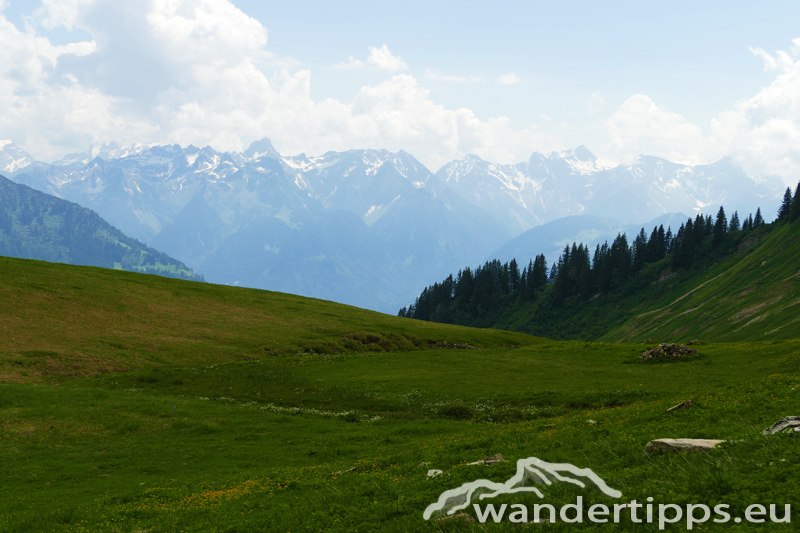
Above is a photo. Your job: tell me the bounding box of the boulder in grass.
[668,400,694,412]
[640,343,697,360]
[645,438,725,454]
[762,416,800,435]
[467,453,507,466]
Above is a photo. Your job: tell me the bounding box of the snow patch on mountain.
[4,136,785,313]
[0,140,35,173]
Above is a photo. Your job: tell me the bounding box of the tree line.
[399,180,800,326]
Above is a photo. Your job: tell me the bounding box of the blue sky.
[2,0,799,181]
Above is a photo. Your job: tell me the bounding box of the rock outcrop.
[641,343,697,360]
[762,416,800,435]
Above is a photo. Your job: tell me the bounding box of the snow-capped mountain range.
[437,146,782,234]
[1,138,784,312]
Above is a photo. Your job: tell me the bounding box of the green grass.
[3,341,800,531]
[0,256,534,383]
[601,223,800,343]
[2,257,800,531]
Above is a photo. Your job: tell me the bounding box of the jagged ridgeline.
[0,175,202,281]
[400,180,800,340]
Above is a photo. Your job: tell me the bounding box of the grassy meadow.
[2,256,800,531]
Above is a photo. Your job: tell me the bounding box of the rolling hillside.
[0,255,534,383]
[402,205,800,343]
[0,175,201,281]
[2,255,800,531]
[603,221,800,342]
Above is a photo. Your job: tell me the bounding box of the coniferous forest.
[399,180,800,339]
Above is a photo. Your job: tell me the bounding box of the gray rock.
[645,438,725,453]
[641,343,697,360]
[762,416,800,435]
[467,453,508,466]
[668,400,694,412]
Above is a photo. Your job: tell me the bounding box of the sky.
[1,0,800,183]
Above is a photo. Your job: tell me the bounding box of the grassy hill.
[0,256,533,383]
[2,257,800,531]
[420,218,800,345]
[602,221,800,342]
[0,175,201,281]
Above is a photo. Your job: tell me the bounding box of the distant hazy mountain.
[438,147,783,233]
[0,141,34,174]
[0,175,202,281]
[9,140,507,311]
[5,137,785,312]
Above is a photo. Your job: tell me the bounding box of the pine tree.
[790,182,800,222]
[509,258,520,292]
[754,208,764,227]
[532,254,548,289]
[665,227,674,254]
[713,206,727,246]
[631,228,648,273]
[778,187,793,221]
[729,211,740,232]
[675,220,695,268]
[548,263,558,284]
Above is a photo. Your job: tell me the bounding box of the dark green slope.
[602,221,800,342]
[494,221,800,343]
[402,211,800,343]
[0,175,201,280]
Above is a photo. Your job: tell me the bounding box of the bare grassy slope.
[0,256,537,382]
[603,222,800,342]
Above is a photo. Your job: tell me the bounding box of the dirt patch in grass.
[729,297,783,323]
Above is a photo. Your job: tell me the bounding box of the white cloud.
[750,45,795,73]
[586,93,605,115]
[598,39,800,183]
[0,2,561,170]
[604,94,715,165]
[36,0,95,31]
[498,73,520,85]
[8,2,796,182]
[335,45,407,72]
[424,69,482,83]
[260,74,560,171]
[712,38,800,181]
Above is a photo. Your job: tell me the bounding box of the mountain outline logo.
[423,456,622,520]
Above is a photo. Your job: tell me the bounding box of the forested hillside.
[0,175,202,281]
[400,181,800,341]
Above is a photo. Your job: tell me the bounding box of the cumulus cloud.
[6,1,797,182]
[260,74,560,171]
[498,73,520,85]
[334,45,407,72]
[598,38,800,183]
[712,38,800,180]
[749,42,797,73]
[0,1,560,170]
[604,94,715,165]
